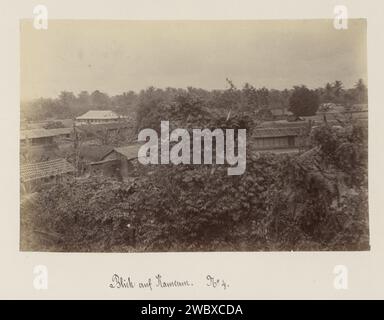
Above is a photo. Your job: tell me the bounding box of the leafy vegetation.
[20,78,369,252]
[21,79,367,122]
[289,86,319,116]
[20,119,368,252]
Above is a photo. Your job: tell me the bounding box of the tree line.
[21,79,367,122]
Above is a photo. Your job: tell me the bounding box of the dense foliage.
[20,119,368,252]
[21,79,367,121]
[289,86,320,116]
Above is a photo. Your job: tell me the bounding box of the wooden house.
[252,126,306,151]
[89,144,142,180]
[20,128,72,147]
[75,110,125,126]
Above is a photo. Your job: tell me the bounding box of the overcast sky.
[20,19,367,100]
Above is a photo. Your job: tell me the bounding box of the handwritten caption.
[109,274,229,291]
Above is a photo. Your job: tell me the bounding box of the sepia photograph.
[19,19,369,253]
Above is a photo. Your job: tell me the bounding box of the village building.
[75,110,125,126]
[20,158,75,193]
[89,144,142,180]
[255,107,293,121]
[79,145,114,163]
[252,126,306,151]
[20,128,72,147]
[270,108,293,120]
[20,128,74,164]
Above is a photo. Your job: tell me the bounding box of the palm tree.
[354,79,367,104]
[333,80,343,98]
[324,82,333,102]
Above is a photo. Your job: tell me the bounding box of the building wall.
[89,159,120,178]
[31,136,54,146]
[118,156,134,179]
[75,118,120,126]
[20,133,70,148]
[21,172,74,194]
[254,136,295,150]
[90,153,135,181]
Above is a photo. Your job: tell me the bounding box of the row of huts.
[21,107,366,193]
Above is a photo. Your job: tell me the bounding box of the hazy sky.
[20,19,367,100]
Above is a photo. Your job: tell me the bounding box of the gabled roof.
[20,158,75,182]
[20,129,55,140]
[79,145,114,162]
[76,110,120,120]
[102,144,142,161]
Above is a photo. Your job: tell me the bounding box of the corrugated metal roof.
[79,145,114,162]
[20,129,54,140]
[253,127,303,138]
[101,144,142,161]
[20,158,75,182]
[76,110,121,120]
[20,128,72,140]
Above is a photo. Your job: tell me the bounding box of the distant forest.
[21,79,368,122]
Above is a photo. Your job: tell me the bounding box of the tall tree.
[333,80,343,98]
[256,87,269,108]
[354,79,368,104]
[241,83,259,112]
[324,82,333,102]
[57,91,76,117]
[90,90,110,109]
[288,86,319,116]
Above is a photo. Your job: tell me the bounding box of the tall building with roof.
[75,110,125,126]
